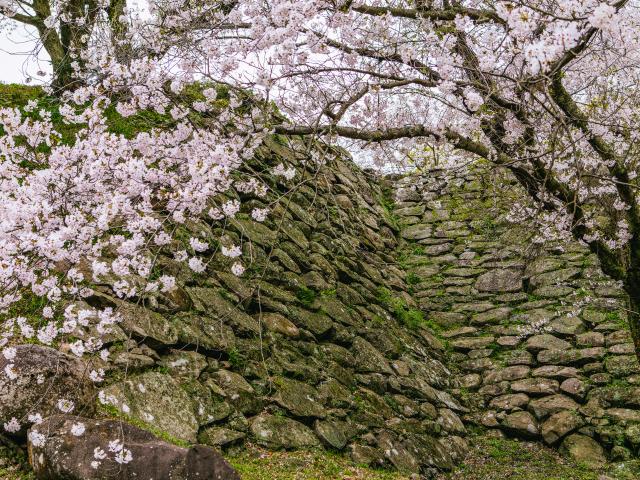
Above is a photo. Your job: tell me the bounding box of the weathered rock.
[401,224,432,240]
[528,268,581,289]
[560,378,587,400]
[210,369,263,415]
[537,347,604,366]
[528,394,580,420]
[511,378,559,395]
[115,299,179,346]
[501,411,539,438]
[451,336,495,351]
[28,415,239,480]
[605,355,640,376]
[560,434,606,468]
[262,313,300,337]
[0,345,94,437]
[436,408,466,434]
[549,317,586,336]
[250,414,320,449]
[103,371,199,442]
[489,394,529,411]
[377,430,420,473]
[273,377,325,418]
[349,444,385,467]
[532,366,579,379]
[198,426,246,447]
[352,337,393,374]
[471,308,512,325]
[483,366,530,385]
[605,408,640,424]
[158,349,207,378]
[314,419,350,449]
[475,269,522,292]
[541,411,585,444]
[525,334,571,352]
[576,332,605,347]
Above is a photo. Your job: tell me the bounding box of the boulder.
[528,268,581,289]
[528,394,579,420]
[501,411,539,439]
[250,414,320,449]
[525,334,571,352]
[511,378,559,396]
[27,415,239,480]
[483,366,530,385]
[261,313,300,337]
[209,369,263,415]
[489,394,529,411]
[273,377,326,418]
[401,224,432,240]
[475,269,522,293]
[198,426,246,448]
[451,336,495,351]
[102,371,198,442]
[314,419,350,449]
[352,337,393,374]
[541,411,584,444]
[560,434,606,468]
[0,345,94,437]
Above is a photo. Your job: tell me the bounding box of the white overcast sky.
[0,22,50,84]
[0,0,150,85]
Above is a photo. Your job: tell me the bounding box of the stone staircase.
[393,164,640,467]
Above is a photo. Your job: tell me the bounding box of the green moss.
[228,446,407,480]
[376,287,425,330]
[227,347,246,370]
[438,434,636,480]
[296,287,317,307]
[97,402,190,448]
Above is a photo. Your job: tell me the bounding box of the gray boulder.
[0,345,94,437]
[27,415,239,479]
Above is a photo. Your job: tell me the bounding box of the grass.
[0,445,34,480]
[376,287,425,330]
[228,445,408,480]
[436,435,640,480]
[296,287,317,307]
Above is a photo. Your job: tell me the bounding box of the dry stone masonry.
[10,138,640,478]
[393,163,640,467]
[15,137,467,477]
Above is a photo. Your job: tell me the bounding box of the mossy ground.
[227,445,408,480]
[436,434,640,480]
[4,433,640,479]
[0,445,35,480]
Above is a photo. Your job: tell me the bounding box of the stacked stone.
[393,163,640,466]
[68,137,468,475]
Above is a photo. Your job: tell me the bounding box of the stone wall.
[88,136,468,476]
[393,163,640,467]
[30,136,640,476]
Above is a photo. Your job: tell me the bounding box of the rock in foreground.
[0,345,94,437]
[28,415,240,480]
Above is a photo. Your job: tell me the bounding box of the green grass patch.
[437,434,640,480]
[376,287,425,330]
[228,445,408,480]
[296,287,317,307]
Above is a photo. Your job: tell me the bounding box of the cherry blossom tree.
[168,0,640,358]
[0,0,132,90]
[4,2,640,455]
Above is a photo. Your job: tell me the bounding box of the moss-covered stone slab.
[250,414,320,449]
[273,377,325,418]
[102,371,199,442]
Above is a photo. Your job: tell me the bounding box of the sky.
[0,21,50,84]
